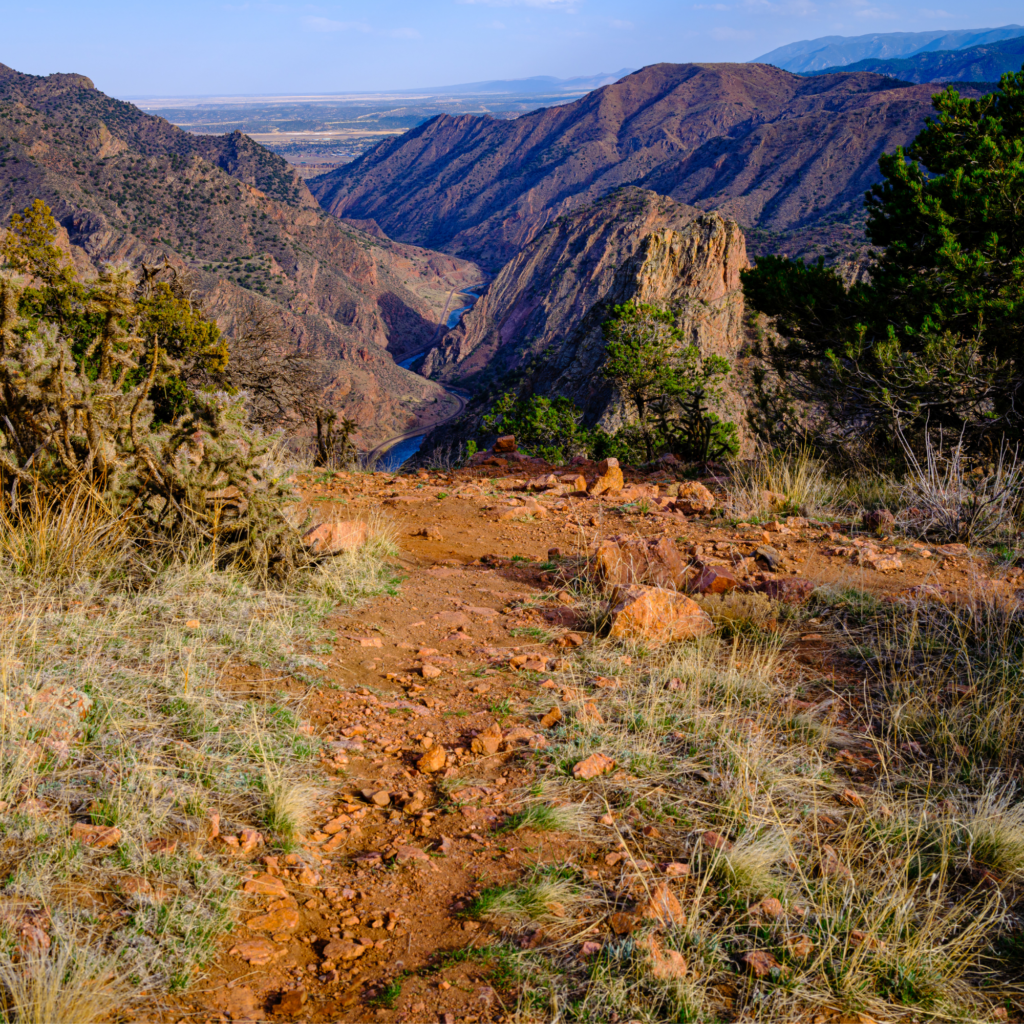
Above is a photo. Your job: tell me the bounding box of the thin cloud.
[457,0,579,8]
[610,18,634,28]
[301,15,371,31]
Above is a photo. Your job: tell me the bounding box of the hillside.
[309,63,978,269]
[418,188,748,455]
[754,24,1024,72]
[0,63,484,446]
[809,35,1024,83]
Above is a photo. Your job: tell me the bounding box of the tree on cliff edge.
[742,66,1024,453]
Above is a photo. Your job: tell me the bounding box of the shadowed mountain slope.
[309,63,982,269]
[0,63,483,445]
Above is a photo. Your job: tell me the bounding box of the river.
[375,285,482,471]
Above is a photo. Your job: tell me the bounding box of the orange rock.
[572,752,615,779]
[245,907,299,932]
[739,949,781,977]
[593,534,687,592]
[242,874,288,898]
[417,745,447,773]
[644,935,688,980]
[839,788,865,808]
[589,459,625,497]
[323,937,369,961]
[673,481,715,514]
[694,565,739,594]
[71,822,121,849]
[471,723,503,755]
[493,435,517,453]
[303,520,368,554]
[540,707,562,728]
[607,585,713,645]
[641,883,686,927]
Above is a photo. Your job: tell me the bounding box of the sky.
[2,0,1021,97]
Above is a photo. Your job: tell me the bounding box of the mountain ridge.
[754,25,1024,72]
[309,62,979,270]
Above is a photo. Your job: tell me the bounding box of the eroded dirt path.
[153,460,1019,1024]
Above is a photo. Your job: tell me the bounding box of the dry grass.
[470,600,1024,1023]
[0,941,124,1024]
[729,445,838,519]
[0,492,400,1011]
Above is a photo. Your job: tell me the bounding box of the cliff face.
[422,188,748,434]
[0,63,484,446]
[309,62,964,269]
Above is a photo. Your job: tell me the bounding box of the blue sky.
[2,0,1021,96]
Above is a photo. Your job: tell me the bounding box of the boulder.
[607,585,714,645]
[693,565,739,595]
[493,435,517,453]
[589,458,625,497]
[303,520,368,554]
[593,535,687,592]
[673,481,715,514]
[863,509,895,535]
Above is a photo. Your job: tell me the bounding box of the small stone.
[395,844,431,865]
[839,788,865,808]
[71,823,121,849]
[417,745,447,773]
[273,986,308,1014]
[303,520,369,554]
[786,933,814,958]
[421,663,442,679]
[740,949,780,978]
[540,707,562,729]
[243,874,288,898]
[664,862,690,877]
[645,936,688,980]
[608,911,636,935]
[572,752,615,779]
[371,791,391,807]
[641,883,686,927]
[209,985,259,1021]
[185,619,200,629]
[694,565,738,595]
[673,481,715,514]
[229,938,288,966]
[323,938,368,961]
[702,830,733,851]
[246,907,300,932]
[493,435,517,453]
[863,509,895,535]
[437,835,454,856]
[470,723,503,756]
[752,897,785,919]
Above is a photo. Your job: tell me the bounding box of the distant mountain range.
[310,62,984,270]
[407,70,636,97]
[807,35,1024,83]
[755,25,1024,73]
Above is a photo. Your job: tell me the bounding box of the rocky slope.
[809,35,1024,83]
[419,188,748,446]
[309,62,980,269]
[0,63,484,446]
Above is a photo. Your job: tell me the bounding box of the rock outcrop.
[421,188,748,437]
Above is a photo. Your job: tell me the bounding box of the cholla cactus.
[0,266,309,579]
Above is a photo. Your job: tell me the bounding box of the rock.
[540,707,562,729]
[415,526,444,541]
[471,723,503,756]
[589,461,625,497]
[71,823,121,849]
[558,474,588,494]
[663,862,690,877]
[273,987,307,1015]
[863,509,895,535]
[754,577,815,603]
[229,937,288,966]
[701,830,733,851]
[855,550,903,572]
[694,565,739,595]
[740,950,781,978]
[593,534,687,592]
[528,474,560,491]
[608,911,636,935]
[395,844,432,865]
[572,752,615,779]
[673,481,715,514]
[607,585,714,645]
[421,663,442,679]
[209,984,259,1021]
[303,520,368,554]
[493,435,517,453]
[370,790,391,807]
[437,835,454,856]
[184,618,200,629]
[243,874,289,898]
[417,745,447,773]
[323,938,369,961]
[786,933,814,958]
[751,897,785,920]
[839,788,865,808]
[754,545,783,571]
[645,937,688,980]
[246,907,300,932]
[641,883,686,927]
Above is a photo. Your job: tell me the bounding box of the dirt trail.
[156,459,1012,1024]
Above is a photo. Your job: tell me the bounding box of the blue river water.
[376,285,482,471]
